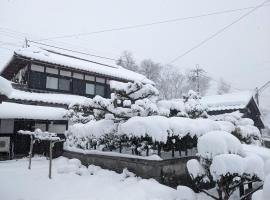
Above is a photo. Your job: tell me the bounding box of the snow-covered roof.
[9,88,88,106]
[14,46,153,84]
[0,76,12,97]
[0,102,66,120]
[201,91,253,111]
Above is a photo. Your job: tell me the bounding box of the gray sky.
[0,0,269,108]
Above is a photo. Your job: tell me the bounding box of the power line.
[28,40,119,62]
[169,0,270,64]
[35,4,270,41]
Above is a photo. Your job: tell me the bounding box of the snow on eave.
[14,46,154,85]
[0,102,67,120]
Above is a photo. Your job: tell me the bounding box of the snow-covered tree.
[139,59,162,84]
[67,81,159,122]
[183,90,208,119]
[217,78,231,95]
[116,51,139,72]
[187,131,264,200]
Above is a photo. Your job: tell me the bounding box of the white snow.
[64,146,163,160]
[0,76,13,96]
[0,102,66,120]
[68,119,116,138]
[9,88,89,105]
[201,91,253,111]
[118,116,224,142]
[242,144,270,161]
[15,46,154,84]
[0,156,197,200]
[186,159,206,179]
[210,154,264,181]
[197,131,243,159]
[18,129,61,141]
[252,174,270,200]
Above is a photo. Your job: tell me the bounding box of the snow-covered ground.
[0,156,211,200]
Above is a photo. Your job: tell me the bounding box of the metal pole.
[49,141,53,179]
[28,135,34,170]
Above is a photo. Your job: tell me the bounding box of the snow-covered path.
[0,156,203,200]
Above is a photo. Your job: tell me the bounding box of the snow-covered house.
[201,91,265,130]
[0,46,152,158]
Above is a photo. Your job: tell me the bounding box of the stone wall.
[63,150,196,188]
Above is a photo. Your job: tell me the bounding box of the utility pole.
[255,81,270,106]
[24,38,29,48]
[190,64,206,94]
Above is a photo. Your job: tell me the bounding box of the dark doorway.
[13,120,35,156]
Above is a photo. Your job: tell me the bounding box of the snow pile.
[197,131,243,159]
[176,186,196,200]
[0,76,13,97]
[0,156,190,200]
[210,154,264,181]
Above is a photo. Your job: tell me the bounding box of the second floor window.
[86,83,95,95]
[59,78,71,91]
[46,76,58,89]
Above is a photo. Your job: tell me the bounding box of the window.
[46,67,58,74]
[46,76,58,89]
[72,79,85,95]
[29,71,46,89]
[59,78,71,91]
[86,83,95,95]
[85,75,95,81]
[73,73,84,80]
[60,70,71,77]
[35,123,46,132]
[96,84,105,96]
[48,124,66,133]
[31,64,44,72]
[96,77,105,83]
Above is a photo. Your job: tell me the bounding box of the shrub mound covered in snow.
[187,130,264,200]
[197,131,243,159]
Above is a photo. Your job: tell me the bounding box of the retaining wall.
[63,150,196,188]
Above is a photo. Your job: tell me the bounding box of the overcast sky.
[0,0,269,107]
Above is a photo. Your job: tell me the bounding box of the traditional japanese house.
[0,46,152,159]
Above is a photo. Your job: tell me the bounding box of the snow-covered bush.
[187,130,264,200]
[209,111,261,144]
[157,90,207,118]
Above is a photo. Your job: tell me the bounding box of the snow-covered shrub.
[209,111,261,144]
[187,130,264,200]
[183,90,208,119]
[157,90,207,118]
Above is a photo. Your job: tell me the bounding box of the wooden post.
[172,144,175,158]
[28,135,34,170]
[239,184,244,197]
[158,143,161,156]
[49,141,53,179]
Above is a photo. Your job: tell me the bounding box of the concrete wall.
[63,150,196,188]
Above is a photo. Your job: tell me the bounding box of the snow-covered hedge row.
[65,116,240,156]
